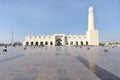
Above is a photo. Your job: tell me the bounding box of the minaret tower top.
[88,6,94,12]
[88,6,96,30]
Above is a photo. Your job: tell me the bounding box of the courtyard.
[0,46,120,80]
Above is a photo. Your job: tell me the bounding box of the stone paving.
[0,46,120,80]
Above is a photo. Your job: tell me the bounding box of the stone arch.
[56,38,62,46]
[76,41,78,45]
[50,42,53,45]
[31,42,34,46]
[35,42,38,46]
[26,42,29,46]
[45,42,48,45]
[86,41,88,45]
[66,41,68,45]
[40,42,43,46]
[70,41,73,45]
[81,41,83,46]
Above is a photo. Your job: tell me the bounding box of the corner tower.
[86,6,99,46]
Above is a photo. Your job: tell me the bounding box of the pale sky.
[0,0,120,43]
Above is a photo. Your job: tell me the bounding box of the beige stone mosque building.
[23,6,99,46]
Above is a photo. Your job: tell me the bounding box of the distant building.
[23,6,99,46]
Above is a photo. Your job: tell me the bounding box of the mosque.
[23,6,99,46]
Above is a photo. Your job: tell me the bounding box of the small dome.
[88,6,94,12]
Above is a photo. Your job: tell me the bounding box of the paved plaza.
[0,46,120,80]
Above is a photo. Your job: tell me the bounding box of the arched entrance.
[50,42,53,45]
[66,41,68,45]
[81,41,83,46]
[31,42,34,46]
[86,41,88,45]
[45,42,48,45]
[26,42,29,46]
[56,38,62,46]
[40,42,43,46]
[35,42,38,46]
[76,41,78,45]
[70,41,73,45]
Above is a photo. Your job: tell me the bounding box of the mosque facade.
[23,6,99,46]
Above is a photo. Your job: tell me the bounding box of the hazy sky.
[0,0,120,43]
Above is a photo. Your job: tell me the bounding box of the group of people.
[3,46,7,52]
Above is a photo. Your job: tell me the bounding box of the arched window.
[35,42,38,46]
[45,42,48,45]
[26,42,29,46]
[81,41,83,46]
[50,42,53,45]
[70,41,73,45]
[31,42,34,46]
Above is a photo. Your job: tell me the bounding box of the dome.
[88,6,94,12]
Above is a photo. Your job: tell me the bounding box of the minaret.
[88,6,96,30]
[86,6,99,46]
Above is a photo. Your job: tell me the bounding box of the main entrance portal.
[56,38,62,46]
